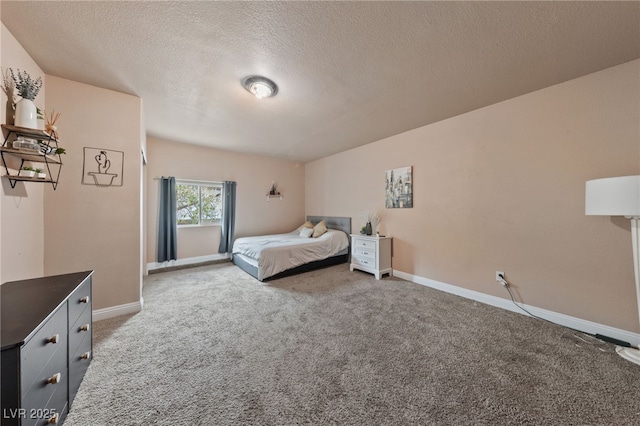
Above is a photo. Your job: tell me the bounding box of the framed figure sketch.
[385,166,413,208]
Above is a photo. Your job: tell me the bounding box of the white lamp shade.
[585,175,640,217]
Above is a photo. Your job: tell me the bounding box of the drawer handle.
[47,372,61,385]
[79,324,90,332]
[80,296,90,304]
[81,351,91,360]
[47,334,60,344]
[47,413,60,424]
[362,251,370,255]
[362,260,369,265]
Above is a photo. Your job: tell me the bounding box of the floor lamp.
[585,175,640,365]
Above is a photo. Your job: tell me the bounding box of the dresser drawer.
[22,349,67,425]
[23,384,67,426]
[32,396,67,426]
[68,279,91,328]
[69,337,92,406]
[69,304,92,358]
[21,306,67,397]
[353,238,376,250]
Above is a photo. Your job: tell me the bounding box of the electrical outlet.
[496,271,505,282]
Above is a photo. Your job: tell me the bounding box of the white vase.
[14,98,38,129]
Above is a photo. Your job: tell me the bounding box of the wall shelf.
[1,124,63,190]
[266,181,282,201]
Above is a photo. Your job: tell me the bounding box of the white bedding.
[232,229,349,280]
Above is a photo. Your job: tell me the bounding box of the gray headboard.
[307,216,351,236]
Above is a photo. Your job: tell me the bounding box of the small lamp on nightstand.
[585,175,640,364]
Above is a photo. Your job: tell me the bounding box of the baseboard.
[393,269,640,347]
[93,298,143,321]
[146,253,230,274]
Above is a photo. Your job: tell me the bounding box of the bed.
[232,216,351,281]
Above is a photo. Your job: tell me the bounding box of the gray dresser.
[1,271,93,425]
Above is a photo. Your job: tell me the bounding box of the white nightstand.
[350,234,393,279]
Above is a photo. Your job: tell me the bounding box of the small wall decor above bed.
[266,181,282,201]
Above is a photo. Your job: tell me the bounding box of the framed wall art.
[385,166,413,208]
[82,147,124,187]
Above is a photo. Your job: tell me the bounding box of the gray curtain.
[218,181,237,254]
[157,176,177,262]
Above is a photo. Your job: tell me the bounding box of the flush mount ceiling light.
[242,76,278,99]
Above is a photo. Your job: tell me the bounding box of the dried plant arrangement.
[10,68,43,101]
[362,210,381,225]
[1,68,17,105]
[45,109,61,138]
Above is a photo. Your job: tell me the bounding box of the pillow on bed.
[296,221,314,232]
[299,227,314,238]
[312,220,327,238]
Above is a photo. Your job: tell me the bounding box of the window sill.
[177,223,221,229]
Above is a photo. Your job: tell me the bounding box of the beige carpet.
[66,262,640,425]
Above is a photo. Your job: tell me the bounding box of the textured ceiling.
[1,1,639,162]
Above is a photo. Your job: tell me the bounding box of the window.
[176,181,222,226]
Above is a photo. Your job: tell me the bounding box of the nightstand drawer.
[352,256,377,269]
[353,239,376,250]
[355,246,376,257]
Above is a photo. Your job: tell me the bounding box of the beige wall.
[146,136,305,265]
[44,75,143,310]
[306,60,640,333]
[0,23,45,282]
